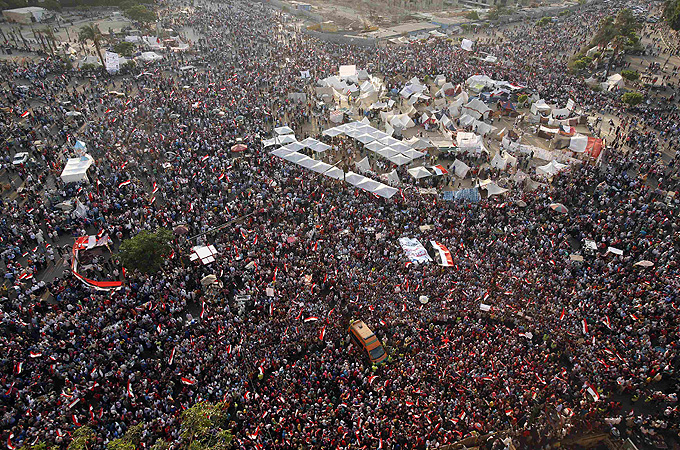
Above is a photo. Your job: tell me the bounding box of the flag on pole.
[118,180,131,189]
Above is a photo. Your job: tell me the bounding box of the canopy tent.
[568,134,588,153]
[461,98,492,120]
[408,166,433,180]
[452,159,470,178]
[385,169,400,185]
[323,166,345,180]
[274,126,295,135]
[308,161,333,174]
[355,157,371,173]
[490,152,517,171]
[61,154,94,184]
[281,152,309,164]
[405,136,432,150]
[388,153,412,166]
[322,127,345,137]
[371,184,398,199]
[482,182,509,197]
[536,160,568,177]
[271,147,298,158]
[139,52,163,62]
[531,99,552,116]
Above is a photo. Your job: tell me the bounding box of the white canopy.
[274,126,295,135]
[569,134,588,153]
[388,153,412,166]
[461,98,491,120]
[386,169,400,185]
[323,166,345,180]
[355,157,371,173]
[322,127,344,137]
[408,166,432,179]
[536,160,568,177]
[483,182,509,197]
[60,154,94,184]
[281,152,308,164]
[309,161,333,174]
[452,159,470,178]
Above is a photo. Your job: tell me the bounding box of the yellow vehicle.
[348,320,387,365]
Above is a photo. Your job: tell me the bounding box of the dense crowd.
[1,0,679,449]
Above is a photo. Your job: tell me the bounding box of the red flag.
[151,182,159,194]
[559,308,565,320]
[20,110,30,118]
[118,180,131,188]
[303,316,319,323]
[319,326,326,341]
[582,319,588,334]
[7,434,16,450]
[168,347,176,365]
[200,301,206,319]
[72,414,82,426]
[181,377,196,385]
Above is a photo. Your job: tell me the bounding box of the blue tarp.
[453,188,480,203]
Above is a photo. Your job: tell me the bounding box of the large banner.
[105,51,120,74]
[398,238,432,264]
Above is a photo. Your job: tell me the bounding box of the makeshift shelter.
[483,182,509,197]
[139,52,163,62]
[536,160,568,177]
[490,152,517,171]
[385,169,400,185]
[61,154,94,184]
[604,74,624,91]
[568,134,588,153]
[452,159,470,178]
[461,98,492,120]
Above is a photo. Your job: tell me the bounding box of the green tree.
[466,10,479,20]
[621,69,639,81]
[68,427,96,450]
[113,41,136,57]
[590,9,641,75]
[118,228,173,274]
[621,91,644,107]
[665,0,680,30]
[536,16,552,26]
[79,24,106,69]
[108,424,144,450]
[124,5,157,25]
[180,402,233,450]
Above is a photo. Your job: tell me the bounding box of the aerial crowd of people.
[1,0,679,449]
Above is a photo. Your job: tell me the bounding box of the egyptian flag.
[21,110,30,118]
[319,326,326,341]
[29,351,42,358]
[14,362,23,374]
[586,384,600,401]
[430,241,453,267]
[303,316,319,323]
[72,414,82,426]
[127,380,133,398]
[430,165,448,175]
[118,180,131,189]
[200,301,206,320]
[168,347,176,365]
[559,308,566,320]
[581,319,588,335]
[181,377,196,385]
[151,182,159,194]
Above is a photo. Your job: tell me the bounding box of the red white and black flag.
[430,241,454,267]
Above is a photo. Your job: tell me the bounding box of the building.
[2,7,52,24]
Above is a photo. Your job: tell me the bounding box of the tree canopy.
[124,5,157,25]
[117,228,173,274]
[664,0,680,30]
[180,402,233,450]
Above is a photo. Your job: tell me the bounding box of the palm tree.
[78,23,105,69]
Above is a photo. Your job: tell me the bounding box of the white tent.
[605,73,624,91]
[323,166,345,180]
[271,147,298,158]
[322,127,344,137]
[536,160,568,177]
[568,134,588,153]
[388,153,412,166]
[405,137,432,150]
[371,184,398,198]
[60,154,94,183]
[365,141,385,152]
[274,126,295,135]
[308,161,333,174]
[281,152,308,164]
[461,98,491,120]
[403,149,425,160]
[530,99,552,116]
[483,182,509,197]
[490,152,517,171]
[408,166,432,179]
[377,147,399,159]
[386,169,400,185]
[452,159,470,178]
[461,38,474,52]
[355,157,371,173]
